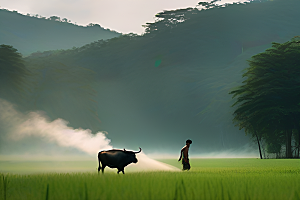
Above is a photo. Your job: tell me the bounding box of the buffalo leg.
[97,153,101,174]
[97,163,101,174]
[117,167,125,174]
[101,165,106,173]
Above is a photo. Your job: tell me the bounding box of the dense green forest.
[1,0,300,156]
[0,9,121,56]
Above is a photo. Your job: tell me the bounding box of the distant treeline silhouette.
[0,8,121,56]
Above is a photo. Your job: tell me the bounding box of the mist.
[0,99,178,172]
[0,98,112,155]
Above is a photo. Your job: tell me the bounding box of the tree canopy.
[230,36,300,158]
[0,44,29,103]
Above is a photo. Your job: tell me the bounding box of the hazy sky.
[1,0,249,34]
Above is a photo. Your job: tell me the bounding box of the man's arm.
[178,147,185,161]
[178,149,183,161]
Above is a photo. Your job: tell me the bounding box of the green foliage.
[0,45,28,89]
[45,184,49,200]
[143,7,198,35]
[2,174,8,200]
[197,0,223,9]
[0,44,30,103]
[264,130,284,154]
[230,37,300,158]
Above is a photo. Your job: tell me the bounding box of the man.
[178,139,192,170]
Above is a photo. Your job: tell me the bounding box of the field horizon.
[0,157,297,174]
[1,158,300,199]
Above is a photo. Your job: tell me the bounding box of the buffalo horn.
[134,147,142,154]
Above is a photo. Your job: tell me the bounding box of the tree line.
[0,44,100,131]
[230,36,300,159]
[1,8,118,31]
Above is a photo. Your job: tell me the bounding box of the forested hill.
[7,0,300,153]
[0,9,121,56]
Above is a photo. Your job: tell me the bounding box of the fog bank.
[0,99,178,172]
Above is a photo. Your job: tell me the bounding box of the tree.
[264,130,285,157]
[62,18,68,23]
[197,0,221,10]
[0,44,29,102]
[230,37,300,158]
[142,7,198,35]
[49,16,60,21]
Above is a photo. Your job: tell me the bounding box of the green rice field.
[0,158,300,200]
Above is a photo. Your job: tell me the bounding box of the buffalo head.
[124,147,142,163]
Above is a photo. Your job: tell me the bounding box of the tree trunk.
[286,129,293,158]
[292,115,300,158]
[255,132,263,159]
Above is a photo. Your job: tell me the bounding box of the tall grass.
[45,184,49,200]
[2,175,8,200]
[0,159,300,200]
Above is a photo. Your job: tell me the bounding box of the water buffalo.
[97,147,142,174]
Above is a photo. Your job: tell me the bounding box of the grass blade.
[85,182,88,200]
[45,184,49,200]
[3,174,8,200]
